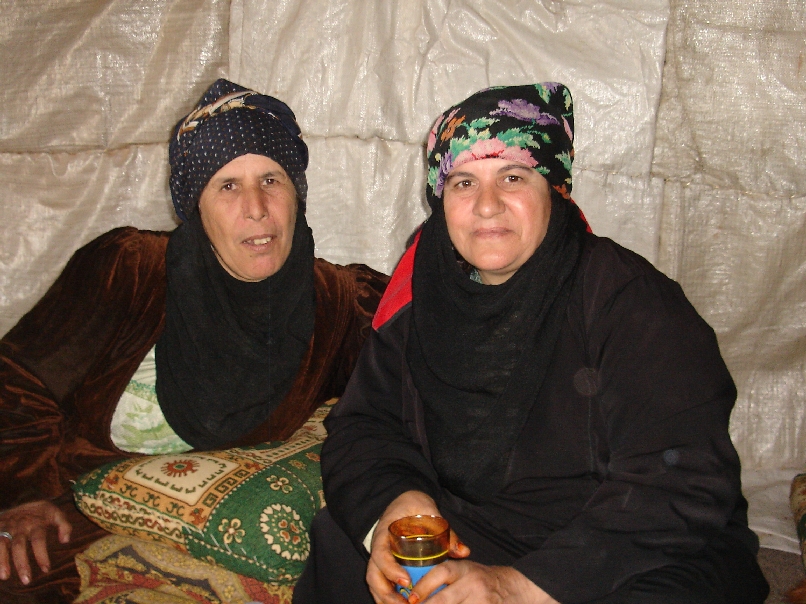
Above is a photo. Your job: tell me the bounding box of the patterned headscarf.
[425,82,574,210]
[169,79,309,221]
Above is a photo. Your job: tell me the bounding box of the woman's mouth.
[245,236,274,245]
[474,227,511,238]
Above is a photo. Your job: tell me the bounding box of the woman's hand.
[366,490,470,603]
[409,560,559,604]
[0,500,72,585]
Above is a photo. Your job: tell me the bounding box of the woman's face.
[443,157,552,285]
[198,153,297,282]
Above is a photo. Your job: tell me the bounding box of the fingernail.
[42,565,49,573]
[409,594,421,604]
[0,570,7,580]
[21,574,29,585]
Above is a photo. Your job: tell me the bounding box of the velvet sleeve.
[329,263,390,395]
[0,349,64,507]
[0,227,168,509]
[321,313,443,552]
[512,252,749,603]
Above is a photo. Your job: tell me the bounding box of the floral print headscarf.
[426,82,574,210]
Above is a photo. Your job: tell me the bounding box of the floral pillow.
[72,402,332,583]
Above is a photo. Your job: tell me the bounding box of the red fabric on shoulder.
[372,233,420,330]
[572,199,593,233]
[372,195,588,332]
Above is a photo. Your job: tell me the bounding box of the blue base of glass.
[395,565,446,599]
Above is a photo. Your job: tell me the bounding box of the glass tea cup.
[388,515,450,598]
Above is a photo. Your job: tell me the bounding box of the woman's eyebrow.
[497,164,532,173]
[211,174,239,184]
[446,170,475,181]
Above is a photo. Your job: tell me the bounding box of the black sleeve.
[321,312,442,552]
[514,270,748,603]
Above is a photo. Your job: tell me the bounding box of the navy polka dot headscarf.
[169,79,309,222]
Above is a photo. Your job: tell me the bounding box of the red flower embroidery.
[161,459,199,478]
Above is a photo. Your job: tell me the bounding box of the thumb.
[50,510,72,543]
[57,523,71,544]
[449,530,470,558]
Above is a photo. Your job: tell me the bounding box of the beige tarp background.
[1,0,803,552]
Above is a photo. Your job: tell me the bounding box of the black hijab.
[155,79,315,450]
[409,83,589,503]
[156,211,315,450]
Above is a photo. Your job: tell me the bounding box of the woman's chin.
[223,261,283,282]
[476,266,519,285]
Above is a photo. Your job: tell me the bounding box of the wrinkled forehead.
[445,157,539,178]
[204,152,291,181]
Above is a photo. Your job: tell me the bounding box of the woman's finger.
[29,527,52,574]
[44,505,71,545]
[10,536,32,585]
[377,553,411,589]
[448,530,470,559]
[367,558,409,604]
[0,538,11,581]
[57,517,72,544]
[370,526,412,589]
[408,561,460,604]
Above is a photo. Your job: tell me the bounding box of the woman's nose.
[474,183,504,218]
[243,186,268,220]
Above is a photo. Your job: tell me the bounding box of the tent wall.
[651,0,806,552]
[0,0,803,551]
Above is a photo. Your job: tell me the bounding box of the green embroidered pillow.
[72,403,331,583]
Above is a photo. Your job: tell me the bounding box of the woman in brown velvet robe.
[0,79,387,603]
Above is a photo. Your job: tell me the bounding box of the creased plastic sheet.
[652,0,806,551]
[230,0,669,272]
[0,0,229,334]
[0,0,804,554]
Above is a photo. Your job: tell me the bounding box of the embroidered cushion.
[72,401,332,583]
[74,534,293,604]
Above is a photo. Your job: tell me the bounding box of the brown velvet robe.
[0,227,388,601]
